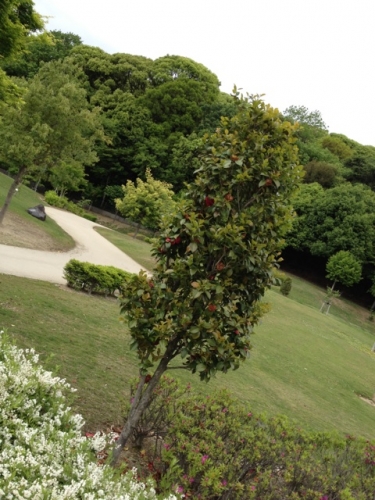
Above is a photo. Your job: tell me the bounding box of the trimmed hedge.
[45,191,97,222]
[63,259,133,296]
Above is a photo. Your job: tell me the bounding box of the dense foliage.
[287,183,375,265]
[126,376,375,500]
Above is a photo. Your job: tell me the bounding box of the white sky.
[34,0,375,146]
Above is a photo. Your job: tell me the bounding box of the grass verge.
[0,173,74,250]
[95,227,156,272]
[1,273,375,439]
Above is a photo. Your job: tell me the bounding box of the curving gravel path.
[0,207,145,284]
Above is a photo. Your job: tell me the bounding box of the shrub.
[125,376,375,499]
[63,259,132,296]
[280,276,292,296]
[0,331,177,499]
[83,213,97,222]
[272,268,287,287]
[45,191,96,221]
[45,189,67,208]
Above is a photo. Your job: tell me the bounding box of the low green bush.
[63,259,132,296]
[0,331,177,499]
[280,276,292,296]
[45,191,97,222]
[126,377,375,499]
[83,213,97,222]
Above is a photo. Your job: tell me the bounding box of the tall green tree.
[1,30,83,79]
[287,183,375,264]
[0,0,43,105]
[111,93,303,464]
[0,59,103,224]
[283,105,328,131]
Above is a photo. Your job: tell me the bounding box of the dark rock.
[27,204,46,221]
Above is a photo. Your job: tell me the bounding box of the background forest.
[2,29,375,305]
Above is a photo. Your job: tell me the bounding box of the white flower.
[0,334,179,500]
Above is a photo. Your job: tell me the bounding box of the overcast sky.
[33,0,375,146]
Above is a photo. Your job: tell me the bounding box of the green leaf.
[188,242,198,253]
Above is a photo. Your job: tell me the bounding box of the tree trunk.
[110,339,178,466]
[331,280,336,292]
[0,167,27,225]
[133,223,141,239]
[34,165,48,192]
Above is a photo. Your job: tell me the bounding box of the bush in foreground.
[125,377,375,500]
[0,332,177,499]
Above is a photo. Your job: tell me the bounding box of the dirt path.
[0,207,145,284]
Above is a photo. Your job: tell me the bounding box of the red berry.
[145,374,152,383]
[204,196,214,207]
[208,304,217,312]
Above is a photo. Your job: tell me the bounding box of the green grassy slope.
[1,271,374,438]
[0,172,74,249]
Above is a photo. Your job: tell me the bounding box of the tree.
[287,183,375,264]
[49,160,87,197]
[321,135,353,161]
[344,145,375,189]
[0,0,43,59]
[1,30,83,79]
[326,250,362,291]
[283,105,328,131]
[303,160,338,188]
[0,59,103,224]
[0,0,43,105]
[111,93,303,464]
[115,168,176,233]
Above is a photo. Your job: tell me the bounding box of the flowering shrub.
[124,376,375,500]
[0,332,177,500]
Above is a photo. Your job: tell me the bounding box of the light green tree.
[115,168,176,234]
[0,59,103,224]
[49,160,87,197]
[326,250,362,292]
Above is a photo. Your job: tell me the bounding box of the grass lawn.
[95,226,156,272]
[1,270,375,438]
[0,172,74,250]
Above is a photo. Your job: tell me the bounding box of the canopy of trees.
[2,25,375,299]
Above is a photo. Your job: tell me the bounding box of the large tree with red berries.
[111,91,303,465]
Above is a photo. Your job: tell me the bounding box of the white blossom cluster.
[0,332,178,500]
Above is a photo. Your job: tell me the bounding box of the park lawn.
[95,226,156,272]
[1,273,375,439]
[0,172,74,250]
